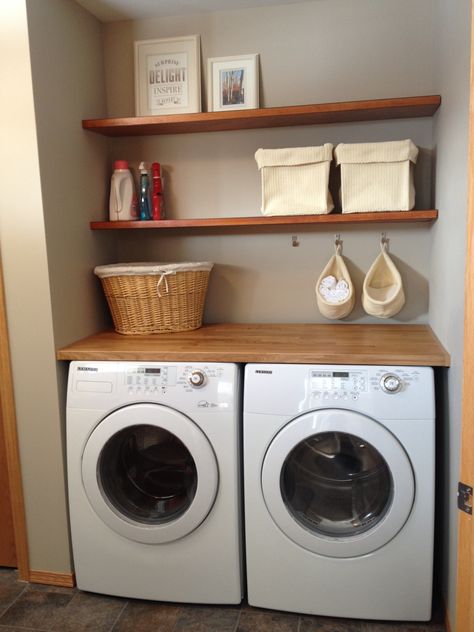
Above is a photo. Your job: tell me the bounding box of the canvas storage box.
[255,144,334,216]
[94,262,213,334]
[334,139,419,213]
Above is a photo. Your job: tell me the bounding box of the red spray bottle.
[151,162,165,220]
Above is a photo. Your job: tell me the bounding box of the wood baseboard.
[444,595,453,632]
[28,570,75,588]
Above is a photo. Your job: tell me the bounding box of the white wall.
[431,0,472,627]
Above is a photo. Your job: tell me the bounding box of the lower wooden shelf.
[57,323,450,366]
[90,210,437,230]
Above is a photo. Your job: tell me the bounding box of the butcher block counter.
[56,323,450,366]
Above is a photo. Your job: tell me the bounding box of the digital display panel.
[310,370,367,393]
[144,368,161,374]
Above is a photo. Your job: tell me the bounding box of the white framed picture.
[134,35,201,116]
[207,54,259,112]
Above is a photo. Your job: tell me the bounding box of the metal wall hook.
[335,234,343,254]
[380,232,389,252]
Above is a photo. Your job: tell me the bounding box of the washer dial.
[188,369,206,388]
[380,373,403,394]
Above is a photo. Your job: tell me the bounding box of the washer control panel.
[126,365,177,395]
[124,364,224,395]
[310,369,367,402]
[68,362,237,411]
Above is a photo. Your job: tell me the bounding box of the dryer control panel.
[309,367,424,402]
[244,363,434,420]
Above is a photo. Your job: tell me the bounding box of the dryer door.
[82,403,218,544]
[261,408,414,558]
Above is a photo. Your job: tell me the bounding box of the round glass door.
[82,403,218,544]
[262,409,415,558]
[281,431,392,538]
[98,424,198,525]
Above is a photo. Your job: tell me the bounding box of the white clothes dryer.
[67,361,242,603]
[243,364,435,621]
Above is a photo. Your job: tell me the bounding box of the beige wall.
[0,0,113,573]
[0,4,468,621]
[24,0,115,572]
[100,1,435,325]
[0,0,71,572]
[26,0,115,349]
[430,0,471,626]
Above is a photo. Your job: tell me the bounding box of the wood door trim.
[456,3,474,630]
[0,258,29,579]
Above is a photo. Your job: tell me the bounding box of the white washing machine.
[66,361,242,603]
[243,364,435,621]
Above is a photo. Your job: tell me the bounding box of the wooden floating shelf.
[56,324,450,367]
[83,95,441,137]
[90,210,438,230]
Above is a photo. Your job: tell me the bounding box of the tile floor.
[0,569,446,632]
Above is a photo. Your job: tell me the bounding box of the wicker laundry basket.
[94,262,213,334]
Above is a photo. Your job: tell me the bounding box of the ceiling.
[75,0,310,22]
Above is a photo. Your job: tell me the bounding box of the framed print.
[134,35,201,116]
[207,54,259,112]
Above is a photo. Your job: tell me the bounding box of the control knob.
[188,369,206,388]
[380,373,403,394]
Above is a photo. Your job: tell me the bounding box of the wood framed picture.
[134,35,201,116]
[207,54,259,112]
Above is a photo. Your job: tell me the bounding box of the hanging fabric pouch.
[362,241,405,318]
[316,240,355,319]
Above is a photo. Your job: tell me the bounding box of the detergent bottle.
[109,160,137,221]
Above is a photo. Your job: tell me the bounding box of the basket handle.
[156,270,176,298]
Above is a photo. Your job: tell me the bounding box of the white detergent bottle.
[109,160,138,221]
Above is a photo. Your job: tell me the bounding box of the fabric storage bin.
[362,247,405,318]
[255,144,334,216]
[316,245,355,319]
[334,139,419,213]
[94,262,213,334]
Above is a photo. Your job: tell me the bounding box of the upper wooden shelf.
[90,210,438,230]
[82,95,441,137]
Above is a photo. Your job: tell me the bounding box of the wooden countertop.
[56,324,450,366]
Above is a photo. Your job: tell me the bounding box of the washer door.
[262,409,414,558]
[82,403,218,544]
